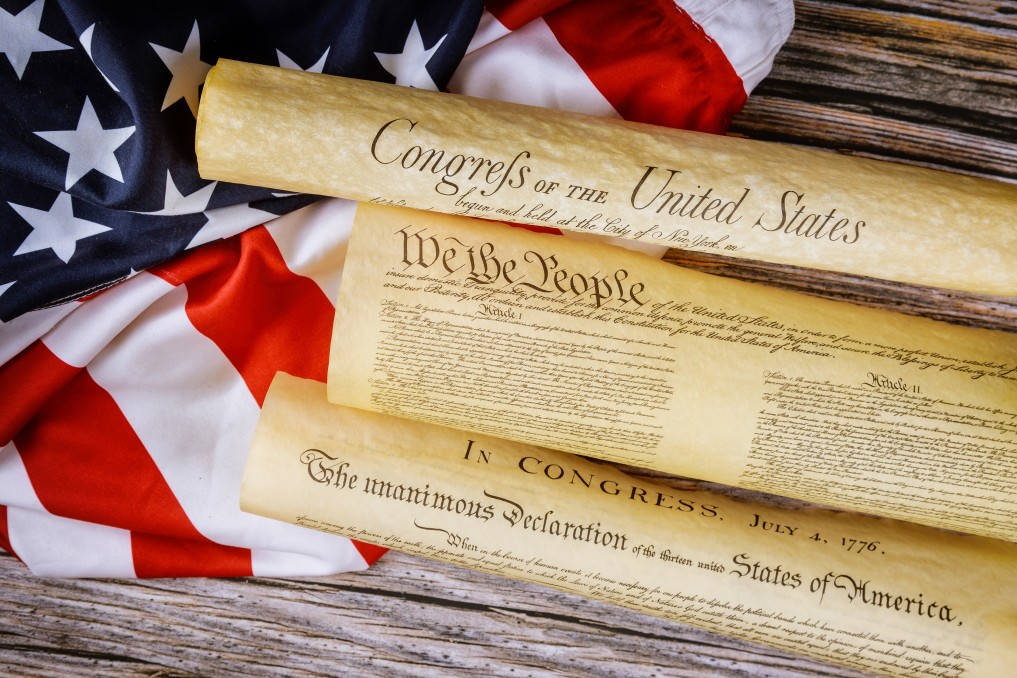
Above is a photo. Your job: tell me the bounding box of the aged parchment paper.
[196,59,1017,294]
[327,204,1017,542]
[242,374,1017,678]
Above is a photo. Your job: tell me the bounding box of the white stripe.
[251,535,368,577]
[461,9,511,54]
[0,303,76,364]
[448,14,618,117]
[40,272,176,368]
[1,442,135,577]
[87,285,364,575]
[8,507,136,577]
[87,284,260,542]
[0,442,46,509]
[678,0,795,93]
[265,197,355,305]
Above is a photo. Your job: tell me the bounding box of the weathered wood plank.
[661,249,1017,332]
[0,546,874,677]
[730,1,1017,178]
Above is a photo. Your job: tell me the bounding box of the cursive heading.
[372,117,531,197]
[395,225,647,309]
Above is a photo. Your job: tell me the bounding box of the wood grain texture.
[1,1,1014,676]
[0,487,874,678]
[730,0,1017,180]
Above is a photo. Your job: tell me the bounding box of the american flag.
[0,0,793,577]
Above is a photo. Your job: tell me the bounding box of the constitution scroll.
[242,374,1017,678]
[326,204,1017,542]
[195,59,1017,294]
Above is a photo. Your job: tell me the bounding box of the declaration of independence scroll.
[243,373,1017,678]
[195,59,1017,295]
[327,203,1017,542]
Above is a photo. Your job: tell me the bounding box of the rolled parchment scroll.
[327,204,1017,544]
[242,374,1017,678]
[196,59,1017,295]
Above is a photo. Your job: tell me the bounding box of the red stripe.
[503,221,562,236]
[0,505,20,562]
[0,341,80,446]
[131,532,250,578]
[490,0,747,132]
[484,0,570,29]
[151,227,334,406]
[13,369,252,577]
[353,541,387,566]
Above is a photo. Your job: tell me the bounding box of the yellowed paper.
[242,373,1017,678]
[327,203,1017,542]
[195,59,1017,295]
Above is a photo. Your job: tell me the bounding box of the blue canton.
[0,0,482,320]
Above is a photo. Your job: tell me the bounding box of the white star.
[150,21,212,117]
[0,0,71,80]
[142,170,217,215]
[79,23,119,92]
[10,193,111,264]
[187,202,274,250]
[35,97,136,191]
[374,21,446,90]
[0,281,14,299]
[277,47,330,74]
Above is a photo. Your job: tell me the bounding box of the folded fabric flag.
[0,0,793,577]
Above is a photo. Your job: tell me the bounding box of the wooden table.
[2,2,1014,675]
